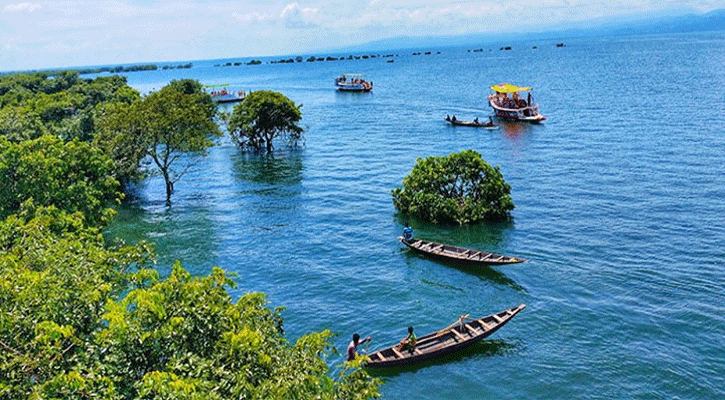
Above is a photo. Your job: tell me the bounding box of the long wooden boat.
[365,304,526,368]
[400,237,528,266]
[445,118,499,129]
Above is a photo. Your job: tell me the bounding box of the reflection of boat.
[445,116,499,129]
[204,84,246,103]
[335,73,373,92]
[400,237,528,266]
[365,304,526,368]
[488,83,545,123]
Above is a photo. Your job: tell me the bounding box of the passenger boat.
[204,84,246,103]
[487,83,545,123]
[335,73,373,92]
[400,237,528,266]
[445,116,499,129]
[365,304,526,368]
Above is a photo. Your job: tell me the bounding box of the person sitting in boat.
[487,116,494,125]
[451,115,457,122]
[445,114,451,121]
[474,117,479,124]
[402,222,413,242]
[346,333,372,361]
[398,326,417,353]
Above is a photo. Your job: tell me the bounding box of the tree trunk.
[162,169,173,204]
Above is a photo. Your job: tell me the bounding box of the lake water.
[105,31,725,399]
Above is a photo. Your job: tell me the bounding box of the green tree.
[0,212,381,399]
[0,204,153,400]
[0,106,47,141]
[0,72,139,143]
[0,135,121,226]
[228,90,303,153]
[96,79,221,202]
[392,149,515,224]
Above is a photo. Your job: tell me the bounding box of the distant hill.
[335,9,725,53]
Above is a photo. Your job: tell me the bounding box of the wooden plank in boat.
[391,347,405,359]
[464,323,481,336]
[478,320,492,331]
[451,329,467,341]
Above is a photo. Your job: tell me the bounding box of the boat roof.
[490,83,533,93]
[340,73,365,77]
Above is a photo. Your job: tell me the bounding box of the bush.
[392,150,514,224]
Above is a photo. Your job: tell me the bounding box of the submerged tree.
[97,79,221,202]
[228,90,303,153]
[392,149,515,224]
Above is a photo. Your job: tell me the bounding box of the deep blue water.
[105,31,725,399]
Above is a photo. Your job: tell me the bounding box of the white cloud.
[280,2,319,28]
[0,0,719,71]
[3,2,42,12]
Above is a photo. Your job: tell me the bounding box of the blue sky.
[0,0,721,72]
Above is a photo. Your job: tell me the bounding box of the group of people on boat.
[491,91,532,110]
[347,326,417,361]
[445,114,495,126]
[206,89,246,98]
[336,75,373,90]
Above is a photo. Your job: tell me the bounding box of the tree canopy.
[0,72,138,143]
[0,135,121,226]
[96,79,221,202]
[228,90,303,153]
[392,149,515,224]
[0,207,381,399]
[0,72,381,399]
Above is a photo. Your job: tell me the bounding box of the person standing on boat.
[347,333,372,361]
[402,222,413,242]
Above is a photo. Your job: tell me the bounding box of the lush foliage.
[0,208,381,399]
[0,135,121,226]
[0,205,154,400]
[1,73,381,400]
[392,149,514,224]
[0,72,139,142]
[228,90,303,153]
[96,79,221,201]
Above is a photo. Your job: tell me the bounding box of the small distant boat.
[204,84,246,103]
[365,304,526,368]
[445,116,499,129]
[335,73,373,92]
[400,237,528,266]
[488,83,545,123]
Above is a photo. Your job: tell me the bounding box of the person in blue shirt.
[402,222,413,242]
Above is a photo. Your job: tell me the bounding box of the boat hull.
[401,238,528,266]
[337,85,372,92]
[365,304,526,368]
[446,119,498,129]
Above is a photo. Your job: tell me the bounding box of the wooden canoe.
[400,238,528,266]
[365,304,526,368]
[446,119,498,129]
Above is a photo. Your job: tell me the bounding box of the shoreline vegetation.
[0,72,382,399]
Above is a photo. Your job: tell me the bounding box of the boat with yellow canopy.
[488,83,545,123]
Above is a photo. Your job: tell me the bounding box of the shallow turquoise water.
[106,31,725,399]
